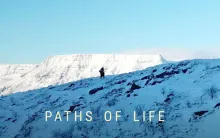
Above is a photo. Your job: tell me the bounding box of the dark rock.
[165,66,172,70]
[127,94,130,97]
[155,102,164,106]
[164,97,171,103]
[155,72,167,79]
[156,70,180,79]
[133,94,138,97]
[141,75,151,80]
[63,88,69,91]
[176,61,189,68]
[126,90,132,94]
[182,69,188,73]
[152,69,157,73]
[80,106,86,109]
[89,86,104,95]
[211,65,220,70]
[68,104,82,112]
[194,111,208,116]
[48,86,55,89]
[145,79,151,85]
[69,83,75,88]
[130,83,141,91]
[45,95,51,101]
[116,80,126,85]
[37,101,44,104]
[5,118,12,121]
[12,119,17,123]
[167,93,174,97]
[111,89,117,93]
[50,97,61,106]
[172,70,180,74]
[79,97,84,99]
[214,103,220,108]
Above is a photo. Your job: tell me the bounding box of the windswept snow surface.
[0,64,37,94]
[0,64,37,77]
[0,59,220,138]
[0,54,166,95]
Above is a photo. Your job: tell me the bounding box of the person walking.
[99,67,105,78]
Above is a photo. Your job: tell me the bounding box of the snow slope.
[0,59,220,138]
[0,64,37,94]
[0,64,36,77]
[0,54,166,95]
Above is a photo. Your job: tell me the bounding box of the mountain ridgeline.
[0,54,166,95]
[0,58,220,138]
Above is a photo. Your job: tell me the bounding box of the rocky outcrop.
[89,87,104,95]
[194,111,208,117]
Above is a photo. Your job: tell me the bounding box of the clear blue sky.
[1,0,220,63]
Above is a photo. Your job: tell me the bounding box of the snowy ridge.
[0,64,37,94]
[0,64,36,77]
[0,54,166,95]
[0,59,220,137]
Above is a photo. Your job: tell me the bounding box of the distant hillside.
[0,59,219,137]
[0,54,166,95]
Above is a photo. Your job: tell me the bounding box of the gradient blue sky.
[1,0,220,63]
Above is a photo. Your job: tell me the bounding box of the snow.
[0,58,220,138]
[0,54,166,95]
[0,64,37,95]
[0,64,36,77]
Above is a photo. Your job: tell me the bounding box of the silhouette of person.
[99,67,105,78]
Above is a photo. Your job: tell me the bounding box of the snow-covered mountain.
[0,59,220,138]
[0,64,37,94]
[0,54,166,95]
[0,64,36,77]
